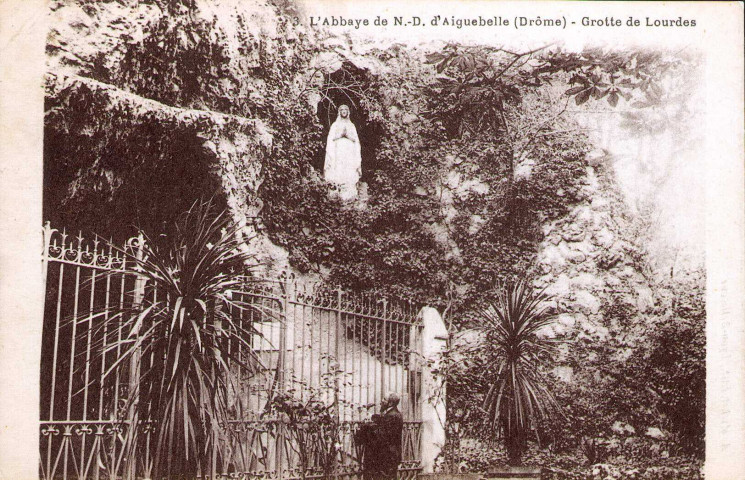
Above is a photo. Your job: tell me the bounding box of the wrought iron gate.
[40,223,424,479]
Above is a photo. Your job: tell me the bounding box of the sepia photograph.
[1,1,743,479]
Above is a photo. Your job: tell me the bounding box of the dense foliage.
[256,44,697,320]
[441,261,705,473]
[271,393,342,479]
[52,0,692,317]
[256,44,593,318]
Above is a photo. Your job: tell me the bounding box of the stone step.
[418,468,542,480]
[484,467,541,480]
[484,467,542,479]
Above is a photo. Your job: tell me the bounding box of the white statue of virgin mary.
[324,104,361,200]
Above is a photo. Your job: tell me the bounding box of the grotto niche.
[315,62,385,199]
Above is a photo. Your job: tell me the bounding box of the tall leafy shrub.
[479,280,563,465]
[82,201,265,478]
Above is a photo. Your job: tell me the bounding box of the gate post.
[418,307,448,474]
[127,233,147,398]
[275,274,290,480]
[124,233,147,479]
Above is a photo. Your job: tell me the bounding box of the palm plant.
[83,200,267,478]
[479,279,563,465]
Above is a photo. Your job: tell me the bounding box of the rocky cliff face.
[537,153,654,320]
[452,149,663,371]
[445,146,704,467]
[45,0,305,246]
[45,72,270,234]
[44,0,671,302]
[533,152,661,377]
[45,0,390,270]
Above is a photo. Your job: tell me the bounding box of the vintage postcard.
[1,1,743,479]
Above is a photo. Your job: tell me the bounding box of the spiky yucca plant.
[479,280,563,465]
[84,201,265,478]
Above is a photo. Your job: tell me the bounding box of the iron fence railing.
[40,223,424,479]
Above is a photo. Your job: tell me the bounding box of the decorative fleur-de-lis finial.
[107,236,116,265]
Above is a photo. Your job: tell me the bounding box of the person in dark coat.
[376,393,404,479]
[355,393,404,480]
[355,413,383,478]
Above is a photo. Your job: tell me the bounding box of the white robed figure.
[324,104,361,200]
